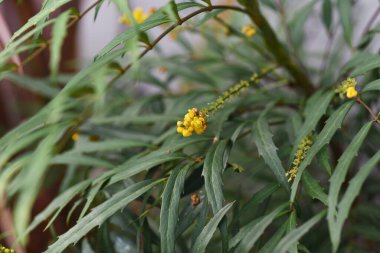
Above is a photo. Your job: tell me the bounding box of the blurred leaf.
[289,1,317,46]
[362,79,380,92]
[14,130,62,242]
[337,0,352,46]
[340,52,378,74]
[286,210,297,253]
[51,153,114,168]
[322,0,333,32]
[9,0,71,42]
[1,72,60,97]
[274,210,326,253]
[191,202,234,253]
[253,116,289,191]
[351,55,380,76]
[160,163,192,253]
[290,101,354,202]
[44,179,163,253]
[50,11,70,81]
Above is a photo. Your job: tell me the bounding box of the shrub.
[0,0,380,252]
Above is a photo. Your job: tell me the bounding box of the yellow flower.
[72,132,80,142]
[335,77,358,99]
[346,86,358,99]
[0,245,15,253]
[286,135,313,182]
[119,7,148,26]
[241,24,256,37]
[177,108,207,137]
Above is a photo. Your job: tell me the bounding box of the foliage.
[0,0,380,252]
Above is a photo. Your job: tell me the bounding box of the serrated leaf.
[337,0,352,46]
[327,122,372,252]
[274,210,326,253]
[44,180,163,253]
[191,202,234,253]
[362,79,380,92]
[231,203,287,253]
[160,164,192,253]
[290,101,354,202]
[330,135,379,252]
[302,170,328,205]
[253,116,289,191]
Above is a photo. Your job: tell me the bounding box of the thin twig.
[355,97,379,124]
[362,4,380,37]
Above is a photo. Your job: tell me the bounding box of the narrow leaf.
[327,122,372,252]
[191,202,234,253]
[274,211,326,253]
[253,116,289,191]
[337,0,352,46]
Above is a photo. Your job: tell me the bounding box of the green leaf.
[160,164,192,253]
[253,116,289,191]
[286,211,298,253]
[72,139,150,153]
[289,1,317,46]
[202,140,229,213]
[322,0,333,31]
[327,122,372,252]
[231,204,287,253]
[362,79,380,93]
[351,56,380,76]
[257,219,288,253]
[1,73,60,98]
[14,130,62,242]
[332,146,380,253]
[302,171,328,205]
[51,153,114,169]
[316,146,332,175]
[44,180,163,253]
[191,202,234,253]
[337,0,352,46]
[26,180,92,235]
[340,52,378,74]
[273,210,326,253]
[50,11,70,81]
[290,101,354,202]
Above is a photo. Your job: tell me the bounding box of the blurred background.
[0,0,379,252]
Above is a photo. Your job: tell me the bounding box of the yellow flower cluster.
[286,135,313,182]
[177,108,207,137]
[119,7,148,26]
[241,24,256,37]
[334,77,358,99]
[0,245,15,253]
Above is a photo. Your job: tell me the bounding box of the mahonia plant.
[0,1,380,253]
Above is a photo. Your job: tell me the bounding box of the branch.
[239,0,314,95]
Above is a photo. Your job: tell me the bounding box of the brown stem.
[239,0,314,95]
[355,97,379,124]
